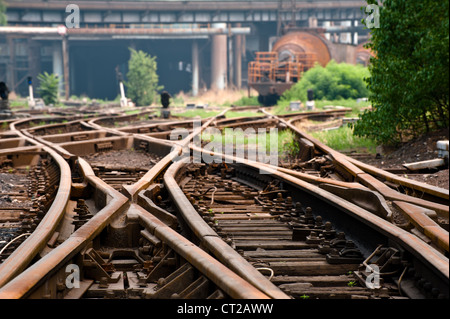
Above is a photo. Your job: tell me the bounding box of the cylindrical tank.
[272,31,331,67]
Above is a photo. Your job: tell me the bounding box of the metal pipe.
[0,26,251,36]
[192,40,199,96]
[211,23,228,91]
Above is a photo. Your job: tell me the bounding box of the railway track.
[0,107,447,301]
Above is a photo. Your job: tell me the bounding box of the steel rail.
[147,109,291,299]
[131,204,270,299]
[189,145,449,284]
[113,109,278,299]
[0,109,276,299]
[273,114,449,251]
[282,113,449,203]
[163,157,291,299]
[190,137,448,253]
[0,156,130,298]
[212,109,448,253]
[0,120,72,289]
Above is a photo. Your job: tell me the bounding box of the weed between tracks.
[200,129,300,159]
[309,126,377,155]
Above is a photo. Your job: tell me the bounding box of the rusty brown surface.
[0,107,448,299]
[272,31,332,67]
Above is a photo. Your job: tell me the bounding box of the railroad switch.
[72,199,93,230]
[82,248,121,285]
[354,245,408,296]
[326,240,364,264]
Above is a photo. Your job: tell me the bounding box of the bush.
[280,61,370,103]
[233,95,261,107]
[352,0,449,145]
[125,48,163,106]
[37,72,60,106]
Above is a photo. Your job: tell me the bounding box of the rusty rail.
[1,106,448,299]
[0,122,72,289]
[188,145,449,295]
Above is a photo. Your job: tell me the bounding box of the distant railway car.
[249,30,331,106]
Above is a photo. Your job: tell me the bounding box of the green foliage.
[225,111,264,118]
[200,128,300,158]
[278,129,300,157]
[0,0,7,26]
[310,125,378,154]
[175,109,220,118]
[232,95,261,107]
[125,48,163,106]
[352,0,449,145]
[273,98,371,116]
[279,61,370,103]
[37,72,60,106]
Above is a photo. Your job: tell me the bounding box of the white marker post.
[119,80,128,107]
[27,76,36,108]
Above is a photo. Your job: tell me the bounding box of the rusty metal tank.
[272,31,331,66]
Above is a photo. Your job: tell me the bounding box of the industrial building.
[0,0,371,101]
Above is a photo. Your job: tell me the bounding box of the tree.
[280,61,370,102]
[0,0,7,26]
[125,48,163,106]
[37,72,60,106]
[351,0,449,145]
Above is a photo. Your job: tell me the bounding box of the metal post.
[6,36,15,94]
[211,23,227,91]
[62,35,70,101]
[228,35,233,89]
[27,76,35,108]
[192,40,199,96]
[234,23,242,89]
[353,20,359,45]
[27,38,41,95]
[53,42,64,95]
[119,81,127,107]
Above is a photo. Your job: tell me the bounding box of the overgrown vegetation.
[125,48,163,106]
[273,98,371,116]
[351,0,449,145]
[309,126,378,154]
[225,111,263,119]
[37,72,60,106]
[279,61,370,103]
[229,95,261,107]
[201,128,300,158]
[174,109,220,118]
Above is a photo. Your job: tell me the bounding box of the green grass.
[225,111,263,118]
[309,125,377,154]
[124,109,141,115]
[174,108,264,119]
[231,95,261,107]
[201,128,300,158]
[273,98,371,117]
[173,109,221,118]
[8,100,28,109]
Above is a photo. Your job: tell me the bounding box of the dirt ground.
[353,128,449,190]
[0,172,31,208]
[82,149,162,169]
